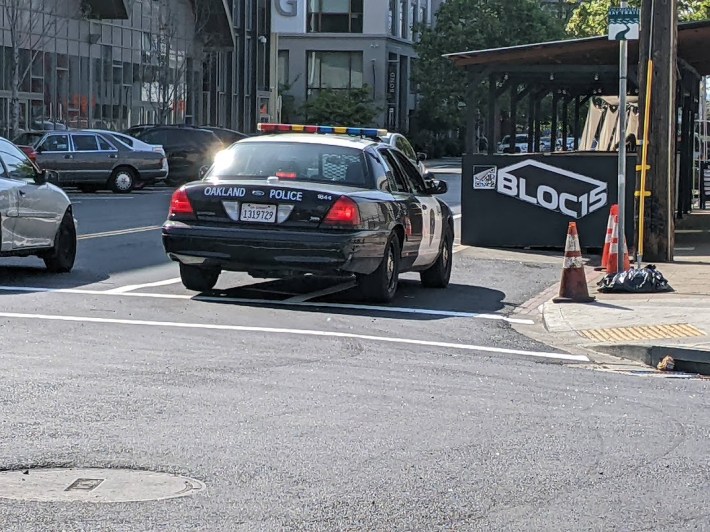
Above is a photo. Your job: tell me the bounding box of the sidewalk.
[514,210,710,375]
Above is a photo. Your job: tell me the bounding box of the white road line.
[77,226,162,240]
[0,285,534,324]
[103,278,182,294]
[0,311,588,362]
[674,246,696,251]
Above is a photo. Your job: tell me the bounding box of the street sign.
[608,7,640,40]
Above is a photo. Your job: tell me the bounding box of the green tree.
[412,0,564,149]
[301,87,380,126]
[566,0,710,37]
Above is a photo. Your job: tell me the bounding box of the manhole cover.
[0,468,205,503]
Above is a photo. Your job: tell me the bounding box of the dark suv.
[131,126,223,186]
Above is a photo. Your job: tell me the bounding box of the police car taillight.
[323,197,360,226]
[169,187,195,219]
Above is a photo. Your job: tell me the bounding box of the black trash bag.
[597,264,673,293]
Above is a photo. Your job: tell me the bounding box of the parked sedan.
[33,130,168,193]
[84,129,169,188]
[0,137,76,272]
[163,124,454,302]
[200,126,249,146]
[133,126,223,186]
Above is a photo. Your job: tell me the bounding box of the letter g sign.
[275,0,297,16]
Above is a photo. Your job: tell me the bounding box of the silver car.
[34,130,168,193]
[0,138,76,272]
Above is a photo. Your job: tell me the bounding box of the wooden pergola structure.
[445,20,710,218]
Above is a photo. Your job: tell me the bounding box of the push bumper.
[162,222,389,275]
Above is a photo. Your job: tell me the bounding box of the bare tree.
[142,0,216,124]
[2,0,70,138]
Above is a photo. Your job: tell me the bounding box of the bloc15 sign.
[608,7,640,40]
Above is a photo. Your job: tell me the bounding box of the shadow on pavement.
[0,263,110,292]
[196,277,511,321]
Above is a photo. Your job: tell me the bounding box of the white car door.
[0,142,59,249]
[392,151,443,267]
[0,174,20,252]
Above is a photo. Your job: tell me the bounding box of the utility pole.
[636,0,677,262]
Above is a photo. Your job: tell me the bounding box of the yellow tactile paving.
[579,323,705,342]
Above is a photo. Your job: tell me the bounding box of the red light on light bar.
[275,171,297,179]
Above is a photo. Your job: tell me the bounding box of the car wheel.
[109,167,136,193]
[78,185,99,193]
[43,210,77,273]
[179,263,220,292]
[420,227,453,288]
[357,232,400,303]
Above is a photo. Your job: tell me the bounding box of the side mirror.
[36,169,58,185]
[417,152,428,161]
[35,169,47,185]
[427,179,448,195]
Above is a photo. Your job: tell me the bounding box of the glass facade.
[0,0,268,137]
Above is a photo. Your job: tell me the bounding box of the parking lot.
[2,177,708,531]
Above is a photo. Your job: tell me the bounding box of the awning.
[82,0,129,19]
[445,20,710,78]
[190,0,234,48]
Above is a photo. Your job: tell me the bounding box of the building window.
[307,0,363,33]
[399,0,407,38]
[307,51,363,98]
[388,0,396,36]
[278,50,289,86]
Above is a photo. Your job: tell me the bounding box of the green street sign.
[608,7,640,41]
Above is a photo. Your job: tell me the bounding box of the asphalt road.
[0,172,708,531]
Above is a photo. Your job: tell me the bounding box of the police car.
[162,124,454,302]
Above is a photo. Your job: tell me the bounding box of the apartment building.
[272,0,434,131]
[0,0,267,136]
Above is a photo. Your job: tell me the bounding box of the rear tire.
[420,227,453,288]
[109,167,136,193]
[357,233,400,303]
[179,263,220,292]
[43,210,76,273]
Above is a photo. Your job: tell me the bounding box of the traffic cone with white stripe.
[553,222,595,303]
[605,214,630,275]
[595,204,618,271]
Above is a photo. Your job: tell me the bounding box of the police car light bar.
[257,123,387,138]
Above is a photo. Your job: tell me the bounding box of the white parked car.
[0,137,76,272]
[497,134,530,153]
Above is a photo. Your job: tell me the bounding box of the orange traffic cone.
[596,204,618,271]
[605,214,630,275]
[553,222,596,303]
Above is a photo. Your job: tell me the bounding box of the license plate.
[239,203,276,223]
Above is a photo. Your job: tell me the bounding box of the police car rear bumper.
[162,222,389,276]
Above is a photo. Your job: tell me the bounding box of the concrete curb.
[590,344,710,375]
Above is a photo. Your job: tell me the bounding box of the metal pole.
[617,0,629,273]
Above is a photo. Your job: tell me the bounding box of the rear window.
[209,142,369,188]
